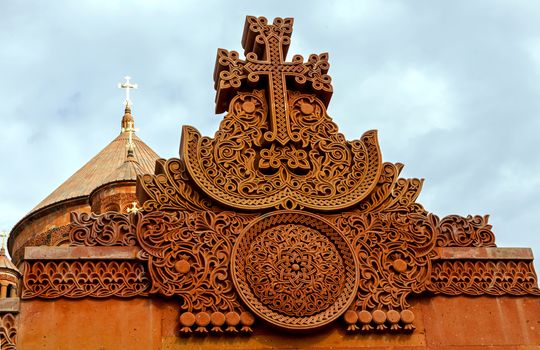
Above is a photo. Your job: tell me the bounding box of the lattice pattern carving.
[428,260,540,296]
[0,313,17,350]
[21,261,150,299]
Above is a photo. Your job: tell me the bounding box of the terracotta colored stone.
[372,310,387,325]
[179,312,195,327]
[225,311,240,327]
[400,309,415,324]
[387,310,400,324]
[7,14,540,350]
[174,259,190,274]
[358,310,373,324]
[210,312,225,327]
[240,311,255,326]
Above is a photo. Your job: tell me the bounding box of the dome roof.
[0,248,20,275]
[30,107,160,214]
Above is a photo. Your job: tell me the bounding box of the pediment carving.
[20,15,540,338]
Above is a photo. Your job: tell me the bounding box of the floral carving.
[247,224,344,316]
[135,210,252,313]
[137,158,214,212]
[214,16,332,144]
[177,15,382,212]
[21,261,150,298]
[330,211,439,315]
[17,15,540,338]
[232,211,358,330]
[69,212,136,247]
[0,313,17,350]
[436,215,496,247]
[182,90,382,211]
[428,260,540,296]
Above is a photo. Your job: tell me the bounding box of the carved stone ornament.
[231,211,358,330]
[0,313,17,350]
[20,15,540,337]
[180,16,382,211]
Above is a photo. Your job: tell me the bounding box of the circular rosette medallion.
[231,211,358,331]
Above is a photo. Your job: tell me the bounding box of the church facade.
[3,16,540,349]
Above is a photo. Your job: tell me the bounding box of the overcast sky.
[1,1,539,270]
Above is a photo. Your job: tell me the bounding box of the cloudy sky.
[1,1,539,269]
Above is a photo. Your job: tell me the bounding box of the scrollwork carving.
[182,90,382,211]
[330,211,438,314]
[69,212,136,247]
[136,210,252,314]
[137,158,215,212]
[436,215,496,247]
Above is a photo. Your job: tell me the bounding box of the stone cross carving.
[214,16,333,145]
[118,76,138,107]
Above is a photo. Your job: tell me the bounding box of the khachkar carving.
[0,313,16,350]
[20,15,540,337]
[181,15,382,211]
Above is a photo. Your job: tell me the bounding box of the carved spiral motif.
[232,211,358,330]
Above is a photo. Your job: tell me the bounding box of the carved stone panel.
[231,211,358,330]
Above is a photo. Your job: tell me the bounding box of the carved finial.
[126,201,140,214]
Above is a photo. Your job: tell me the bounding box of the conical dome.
[9,87,161,264]
[0,248,19,273]
[30,131,159,214]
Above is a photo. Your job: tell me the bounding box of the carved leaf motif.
[21,261,150,299]
[436,215,496,247]
[0,313,17,350]
[69,212,136,246]
[428,260,540,295]
[137,158,214,213]
[330,211,439,311]
[136,211,251,313]
[182,91,382,211]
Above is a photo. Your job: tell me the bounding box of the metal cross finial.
[0,231,8,251]
[118,76,138,107]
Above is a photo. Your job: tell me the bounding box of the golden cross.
[126,201,140,214]
[214,16,333,145]
[118,76,138,107]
